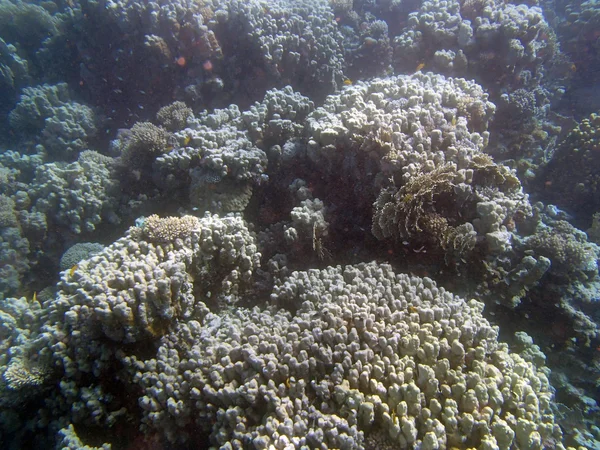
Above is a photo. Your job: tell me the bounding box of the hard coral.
[156,101,193,132]
[140,215,200,244]
[128,262,565,448]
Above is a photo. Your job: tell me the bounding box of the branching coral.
[138,215,200,244]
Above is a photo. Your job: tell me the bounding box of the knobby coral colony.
[0,0,599,448]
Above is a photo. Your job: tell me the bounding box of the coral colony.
[0,0,599,448]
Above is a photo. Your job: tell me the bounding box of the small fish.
[183,135,192,146]
[343,78,353,86]
[415,62,425,72]
[33,291,37,302]
[69,264,78,277]
[451,116,457,126]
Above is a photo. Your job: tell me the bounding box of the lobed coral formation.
[555,0,600,90]
[29,150,120,235]
[392,0,557,93]
[126,262,563,447]
[0,194,29,297]
[154,86,312,213]
[306,72,494,184]
[216,0,345,103]
[8,83,97,159]
[49,214,258,350]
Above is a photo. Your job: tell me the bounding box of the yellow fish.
[69,264,78,277]
[183,135,192,146]
[415,62,425,72]
[343,78,353,86]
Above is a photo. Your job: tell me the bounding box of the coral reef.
[0,197,29,297]
[2,242,570,448]
[0,0,57,58]
[153,86,312,213]
[0,0,599,446]
[0,37,29,121]
[75,261,568,447]
[214,0,345,104]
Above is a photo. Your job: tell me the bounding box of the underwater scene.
[1,0,600,448]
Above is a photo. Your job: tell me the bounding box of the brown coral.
[140,215,200,244]
[372,164,458,247]
[143,34,173,66]
[156,101,193,131]
[120,121,170,168]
